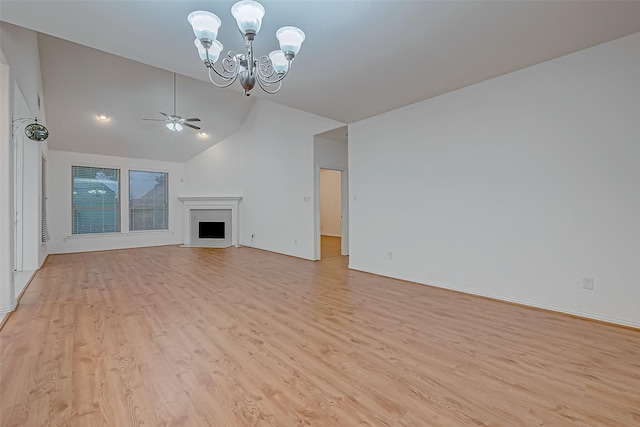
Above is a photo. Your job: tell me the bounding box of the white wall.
[314,136,348,170]
[48,150,185,254]
[19,138,41,270]
[1,22,47,322]
[349,33,640,328]
[0,22,46,122]
[320,169,342,237]
[183,131,243,196]
[184,99,343,259]
[0,62,14,322]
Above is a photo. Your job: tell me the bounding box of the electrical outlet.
[582,277,594,290]
[294,238,298,245]
[388,252,393,260]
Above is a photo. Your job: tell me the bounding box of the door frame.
[314,164,348,260]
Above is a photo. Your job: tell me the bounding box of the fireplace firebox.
[199,221,225,239]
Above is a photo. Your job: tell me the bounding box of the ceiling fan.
[143,72,201,132]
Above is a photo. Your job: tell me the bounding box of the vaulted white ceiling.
[2,1,639,161]
[36,35,255,162]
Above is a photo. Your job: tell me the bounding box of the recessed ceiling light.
[97,114,109,121]
[199,132,208,137]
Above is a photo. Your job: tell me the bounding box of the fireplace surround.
[178,197,241,248]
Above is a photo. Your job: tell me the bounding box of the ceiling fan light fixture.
[166,122,183,132]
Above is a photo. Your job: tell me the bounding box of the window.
[129,170,168,231]
[72,166,120,234]
[41,157,50,243]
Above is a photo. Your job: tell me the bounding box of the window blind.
[129,170,168,231]
[72,166,120,234]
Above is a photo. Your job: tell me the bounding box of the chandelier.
[188,0,305,96]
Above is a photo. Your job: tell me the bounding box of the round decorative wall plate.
[24,122,49,141]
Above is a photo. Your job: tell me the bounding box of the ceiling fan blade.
[159,112,170,118]
[182,118,201,122]
[142,118,168,121]
[183,122,201,130]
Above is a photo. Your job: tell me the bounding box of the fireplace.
[178,197,242,248]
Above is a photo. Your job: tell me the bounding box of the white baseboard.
[348,263,640,330]
[0,302,17,329]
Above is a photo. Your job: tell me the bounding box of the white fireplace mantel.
[178,196,242,247]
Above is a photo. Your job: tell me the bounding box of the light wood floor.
[1,246,639,426]
[321,235,342,259]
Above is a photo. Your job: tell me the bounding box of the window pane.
[72,166,120,234]
[129,170,168,231]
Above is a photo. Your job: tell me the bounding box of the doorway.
[320,169,342,259]
[313,126,348,260]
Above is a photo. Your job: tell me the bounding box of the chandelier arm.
[204,49,240,81]
[255,76,283,94]
[207,68,239,88]
[259,70,288,85]
[255,56,291,85]
[221,51,241,76]
[206,64,237,83]
[256,56,274,79]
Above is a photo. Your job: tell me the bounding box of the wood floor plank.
[1,245,639,426]
[321,236,342,259]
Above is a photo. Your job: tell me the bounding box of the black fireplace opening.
[199,221,225,239]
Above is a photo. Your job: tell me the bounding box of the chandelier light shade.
[194,39,223,63]
[230,0,265,35]
[187,11,222,42]
[276,26,305,55]
[188,0,305,95]
[268,50,288,73]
